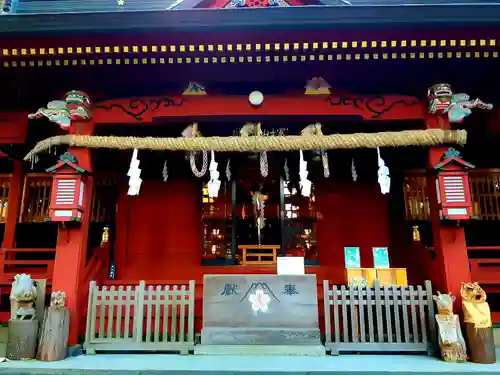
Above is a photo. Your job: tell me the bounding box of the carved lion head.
[460,282,486,303]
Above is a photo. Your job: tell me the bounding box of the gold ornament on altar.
[412,225,421,242]
[433,291,467,363]
[101,226,109,247]
[461,282,492,329]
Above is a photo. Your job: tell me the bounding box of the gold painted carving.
[433,291,467,363]
[461,282,492,329]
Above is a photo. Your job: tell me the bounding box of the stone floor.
[0,352,500,375]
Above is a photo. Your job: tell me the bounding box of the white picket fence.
[323,280,436,355]
[84,280,195,354]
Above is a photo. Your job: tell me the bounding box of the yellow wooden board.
[345,268,407,287]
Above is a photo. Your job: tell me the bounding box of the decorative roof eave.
[0,5,499,34]
[46,151,87,173]
[433,148,475,170]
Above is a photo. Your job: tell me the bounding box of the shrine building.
[0,1,499,352]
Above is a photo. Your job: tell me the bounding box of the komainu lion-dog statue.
[10,274,37,321]
[433,291,467,362]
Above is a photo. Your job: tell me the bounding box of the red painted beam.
[0,112,27,144]
[93,95,424,124]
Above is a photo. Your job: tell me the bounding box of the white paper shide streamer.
[377,148,390,194]
[299,150,312,197]
[162,160,168,182]
[225,159,231,181]
[207,151,221,198]
[284,158,290,182]
[351,158,358,182]
[127,148,142,196]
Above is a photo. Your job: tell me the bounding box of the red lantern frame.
[46,152,87,223]
[433,148,474,221]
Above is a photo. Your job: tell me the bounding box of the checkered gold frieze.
[2,50,498,68]
[0,38,497,59]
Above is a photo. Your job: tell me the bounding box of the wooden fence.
[84,280,196,354]
[323,280,436,355]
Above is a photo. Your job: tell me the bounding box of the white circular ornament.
[249,91,264,106]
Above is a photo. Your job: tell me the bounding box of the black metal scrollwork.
[94,97,184,121]
[327,95,419,119]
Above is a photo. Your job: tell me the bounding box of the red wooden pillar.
[425,116,470,305]
[2,160,24,249]
[51,120,95,346]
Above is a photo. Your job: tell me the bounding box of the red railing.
[469,258,500,288]
[468,246,500,289]
[0,248,56,281]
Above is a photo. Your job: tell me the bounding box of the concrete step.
[14,0,179,13]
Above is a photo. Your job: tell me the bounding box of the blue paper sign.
[344,247,361,268]
[372,247,390,268]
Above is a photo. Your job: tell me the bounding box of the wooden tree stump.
[36,306,70,362]
[7,320,38,360]
[465,323,496,364]
[461,282,497,364]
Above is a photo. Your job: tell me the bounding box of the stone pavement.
[0,352,500,375]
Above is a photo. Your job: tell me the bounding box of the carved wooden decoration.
[461,282,496,364]
[37,291,70,362]
[432,292,467,363]
[7,274,39,360]
[9,274,37,321]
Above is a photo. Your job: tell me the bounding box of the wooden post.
[2,161,24,252]
[51,120,95,346]
[464,324,496,363]
[34,279,47,326]
[7,320,38,360]
[425,116,470,308]
[231,180,237,264]
[37,300,70,362]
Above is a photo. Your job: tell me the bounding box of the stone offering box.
[200,274,322,353]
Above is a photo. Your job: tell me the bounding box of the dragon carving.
[427,83,492,123]
[28,90,91,131]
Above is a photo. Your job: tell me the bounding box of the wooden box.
[345,268,408,287]
[376,268,408,286]
[345,268,377,286]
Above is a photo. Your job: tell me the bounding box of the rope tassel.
[24,129,467,161]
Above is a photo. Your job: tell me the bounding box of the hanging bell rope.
[301,123,330,178]
[24,129,467,161]
[240,122,268,177]
[183,123,208,177]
